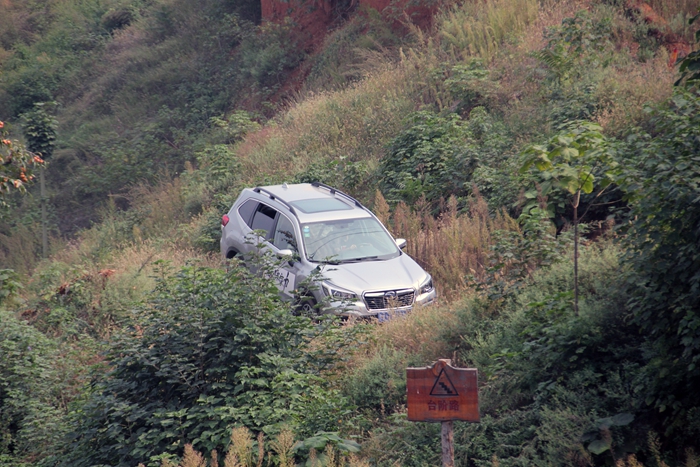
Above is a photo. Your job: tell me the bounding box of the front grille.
[364,289,415,310]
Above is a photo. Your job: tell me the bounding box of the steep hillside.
[1,0,700,465]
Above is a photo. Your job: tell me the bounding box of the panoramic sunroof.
[290,198,353,213]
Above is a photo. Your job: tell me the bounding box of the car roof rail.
[311,181,364,208]
[253,187,297,215]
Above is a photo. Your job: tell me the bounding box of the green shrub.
[618,89,700,434]
[379,108,511,210]
[342,346,409,414]
[61,254,357,467]
[0,311,68,464]
[359,244,660,466]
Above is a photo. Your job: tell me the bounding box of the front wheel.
[294,295,318,316]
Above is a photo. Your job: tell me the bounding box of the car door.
[269,213,302,299]
[245,203,300,298]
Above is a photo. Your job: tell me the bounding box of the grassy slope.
[1,0,699,464]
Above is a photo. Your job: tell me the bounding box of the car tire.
[295,295,318,316]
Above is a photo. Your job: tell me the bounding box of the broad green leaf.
[581,174,595,194]
[588,439,612,455]
[610,413,634,426]
[560,147,579,161]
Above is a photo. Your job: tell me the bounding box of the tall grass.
[375,191,518,299]
[148,427,369,467]
[438,0,539,63]
[237,64,415,184]
[234,0,542,186]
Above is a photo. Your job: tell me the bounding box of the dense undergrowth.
[1,0,700,465]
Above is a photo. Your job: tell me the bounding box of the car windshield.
[302,217,400,263]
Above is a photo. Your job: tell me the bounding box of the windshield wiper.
[340,256,380,263]
[308,256,341,265]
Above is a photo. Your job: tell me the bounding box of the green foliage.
[0,0,297,232]
[27,262,146,339]
[304,8,401,92]
[581,413,634,455]
[675,9,700,87]
[369,244,652,466]
[531,8,621,125]
[470,208,572,301]
[617,89,700,429]
[61,254,357,467]
[380,108,510,208]
[463,244,681,465]
[0,310,68,464]
[520,121,615,198]
[21,102,58,159]
[293,432,361,466]
[237,22,305,96]
[380,111,472,206]
[342,346,408,414]
[443,59,499,115]
[0,120,44,210]
[519,120,618,222]
[292,157,372,198]
[0,269,22,308]
[533,10,614,85]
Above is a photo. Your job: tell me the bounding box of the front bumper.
[321,287,437,320]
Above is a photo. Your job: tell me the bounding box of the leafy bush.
[0,311,68,464]
[61,254,357,467]
[618,89,700,432]
[356,244,680,466]
[342,346,409,414]
[0,269,22,308]
[379,109,510,209]
[0,120,45,211]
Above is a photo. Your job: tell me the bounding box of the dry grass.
[125,177,190,240]
[645,0,700,39]
[367,297,463,360]
[237,63,415,184]
[269,427,295,467]
[0,222,46,276]
[437,0,539,63]
[377,191,518,299]
[234,0,548,185]
[593,51,675,135]
[149,427,372,467]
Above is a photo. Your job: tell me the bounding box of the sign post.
[406,359,479,467]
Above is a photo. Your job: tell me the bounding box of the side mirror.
[277,248,294,259]
[395,238,407,250]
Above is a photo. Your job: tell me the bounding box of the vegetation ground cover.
[1,0,699,465]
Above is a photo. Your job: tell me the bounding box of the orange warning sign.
[406,359,479,422]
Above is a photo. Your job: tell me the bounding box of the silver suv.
[220,182,436,319]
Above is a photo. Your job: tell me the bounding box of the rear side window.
[250,204,278,237]
[238,200,258,227]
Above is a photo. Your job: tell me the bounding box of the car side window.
[238,200,258,228]
[272,215,298,252]
[250,203,277,238]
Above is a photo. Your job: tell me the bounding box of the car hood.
[318,253,428,293]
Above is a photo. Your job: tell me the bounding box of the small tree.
[0,121,44,211]
[519,121,617,313]
[21,102,57,258]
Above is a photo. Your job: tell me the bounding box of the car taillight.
[221,214,229,227]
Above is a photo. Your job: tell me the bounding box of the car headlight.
[419,276,434,295]
[322,283,357,300]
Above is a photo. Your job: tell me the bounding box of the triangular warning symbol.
[430,369,459,396]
